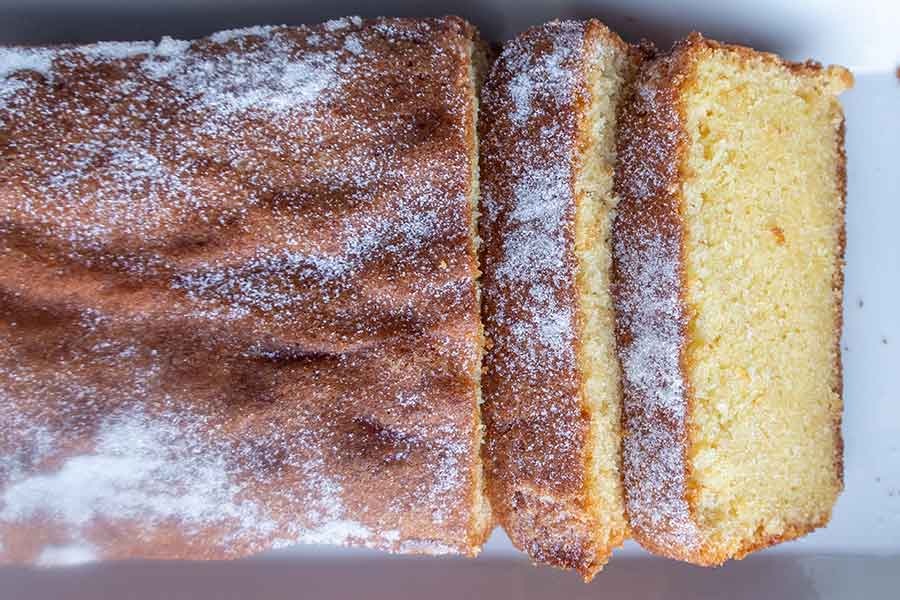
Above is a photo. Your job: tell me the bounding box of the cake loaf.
[0,17,492,564]
[479,20,646,579]
[613,33,851,564]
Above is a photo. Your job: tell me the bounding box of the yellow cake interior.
[679,48,849,559]
[467,43,494,544]
[574,38,636,554]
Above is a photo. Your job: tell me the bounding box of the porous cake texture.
[613,33,851,564]
[0,16,491,564]
[479,20,644,579]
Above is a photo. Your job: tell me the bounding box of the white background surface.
[1,1,898,597]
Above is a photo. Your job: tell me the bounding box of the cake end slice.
[613,32,851,565]
[480,20,647,579]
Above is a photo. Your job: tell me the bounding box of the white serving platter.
[1,1,898,597]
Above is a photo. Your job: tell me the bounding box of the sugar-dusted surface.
[480,20,632,578]
[0,17,487,563]
[612,44,703,560]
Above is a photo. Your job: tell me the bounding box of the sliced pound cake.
[479,20,647,579]
[0,17,492,564]
[613,33,852,564]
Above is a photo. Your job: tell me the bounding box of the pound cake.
[613,33,851,564]
[0,16,492,564]
[479,20,647,579]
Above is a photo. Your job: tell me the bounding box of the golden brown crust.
[731,512,831,560]
[480,20,591,576]
[613,32,850,565]
[832,117,848,488]
[0,16,489,563]
[613,35,702,564]
[480,20,642,579]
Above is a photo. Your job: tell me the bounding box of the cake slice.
[479,20,647,579]
[613,33,851,564]
[0,16,491,564]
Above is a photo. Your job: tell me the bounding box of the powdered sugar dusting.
[416,422,469,525]
[170,183,453,323]
[0,24,395,265]
[0,17,482,562]
[285,520,373,546]
[2,30,354,261]
[209,25,277,44]
[612,53,701,554]
[155,36,191,57]
[480,20,595,566]
[482,22,585,377]
[344,36,364,56]
[615,230,699,550]
[324,17,354,32]
[615,231,685,412]
[0,408,278,535]
[505,46,574,127]
[0,47,54,110]
[141,30,347,119]
[0,310,459,557]
[495,165,575,367]
[0,47,54,80]
[79,41,156,61]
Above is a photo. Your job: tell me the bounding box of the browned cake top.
[479,20,598,573]
[0,16,485,564]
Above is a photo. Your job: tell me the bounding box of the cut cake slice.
[479,19,647,579]
[613,33,852,564]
